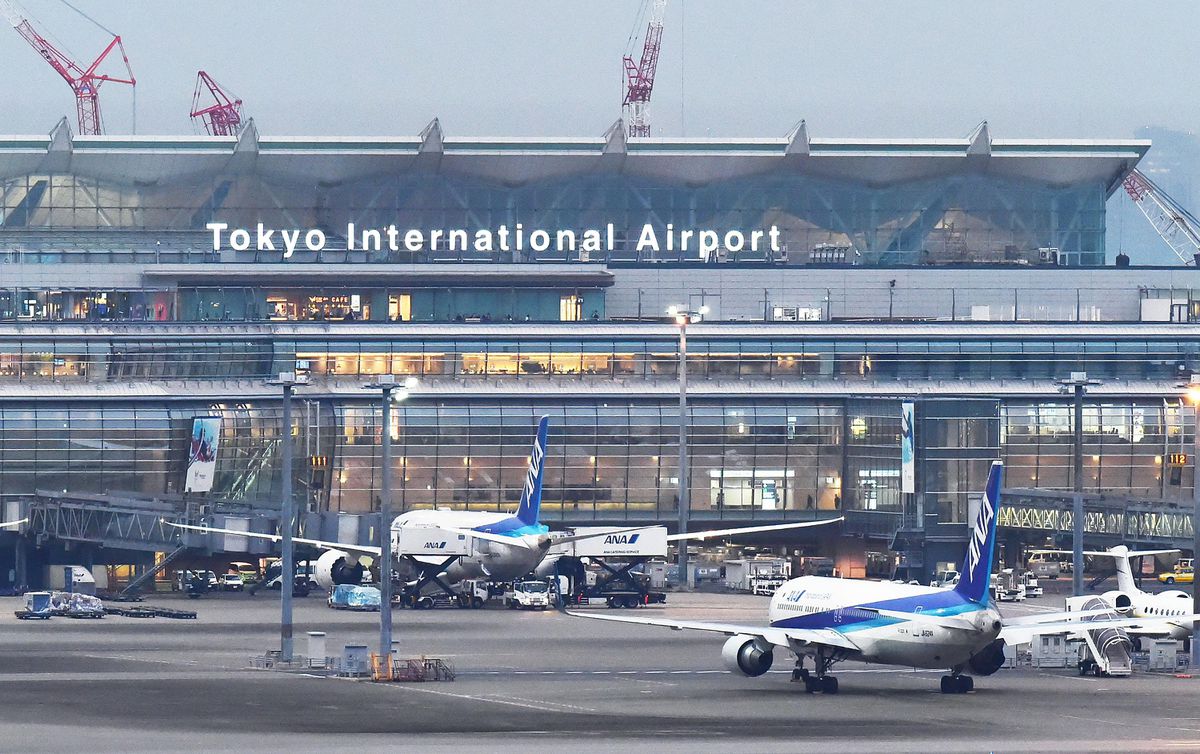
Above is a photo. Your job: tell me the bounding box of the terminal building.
[0,118,1196,586]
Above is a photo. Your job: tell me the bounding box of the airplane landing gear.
[795,652,840,694]
[940,674,974,694]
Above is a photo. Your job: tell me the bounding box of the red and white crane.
[622,0,668,138]
[190,70,245,136]
[0,0,135,135]
[1123,168,1200,265]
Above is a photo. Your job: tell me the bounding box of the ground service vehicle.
[507,579,552,609]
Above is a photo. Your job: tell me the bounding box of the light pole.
[1057,371,1100,597]
[1178,376,1200,666]
[669,304,707,589]
[267,370,307,662]
[364,375,417,661]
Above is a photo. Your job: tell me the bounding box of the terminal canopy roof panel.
[0,124,1149,266]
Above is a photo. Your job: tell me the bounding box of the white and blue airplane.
[572,461,1200,694]
[170,416,839,592]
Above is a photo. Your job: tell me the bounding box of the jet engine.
[721,634,774,677]
[966,639,1006,676]
[1100,590,1133,615]
[313,549,365,591]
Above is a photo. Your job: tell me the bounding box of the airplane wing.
[546,526,654,546]
[1039,548,1180,558]
[999,613,1200,644]
[440,527,539,549]
[566,609,859,652]
[1002,608,1131,626]
[164,521,381,558]
[667,517,844,542]
[0,518,26,529]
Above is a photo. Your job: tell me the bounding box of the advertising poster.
[900,401,915,494]
[185,416,222,493]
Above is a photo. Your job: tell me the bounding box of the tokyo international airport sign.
[185,416,222,493]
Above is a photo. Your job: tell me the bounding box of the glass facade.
[0,330,1194,384]
[0,399,1191,526]
[1,167,1109,265]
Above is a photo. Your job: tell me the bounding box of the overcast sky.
[0,0,1197,139]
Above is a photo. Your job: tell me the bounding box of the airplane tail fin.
[515,416,550,527]
[1101,546,1177,593]
[954,461,1003,605]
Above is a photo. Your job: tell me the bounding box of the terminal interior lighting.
[1182,374,1200,406]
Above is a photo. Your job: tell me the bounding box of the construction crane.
[0,0,134,135]
[622,0,668,138]
[1122,168,1200,265]
[190,71,245,136]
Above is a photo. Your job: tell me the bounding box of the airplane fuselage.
[391,509,550,583]
[1125,592,1194,640]
[768,576,1003,669]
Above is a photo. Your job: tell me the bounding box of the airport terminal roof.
[0,118,1150,194]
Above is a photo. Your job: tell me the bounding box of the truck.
[505,579,552,610]
[405,579,491,610]
[548,526,669,609]
[991,569,1026,602]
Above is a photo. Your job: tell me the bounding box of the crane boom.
[190,70,245,136]
[622,0,668,138]
[1123,168,1200,266]
[0,0,134,135]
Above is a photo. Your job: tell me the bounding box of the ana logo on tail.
[523,436,545,504]
[955,461,1003,604]
[966,487,995,576]
[516,416,550,526]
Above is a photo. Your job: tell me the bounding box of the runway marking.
[499,694,596,713]
[619,677,676,687]
[459,667,941,677]
[1055,713,1200,735]
[383,683,596,713]
[80,653,203,668]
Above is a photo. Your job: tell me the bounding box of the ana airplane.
[571,461,1200,694]
[1048,545,1195,643]
[168,417,841,592]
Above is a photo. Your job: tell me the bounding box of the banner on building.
[185,416,222,493]
[900,401,915,494]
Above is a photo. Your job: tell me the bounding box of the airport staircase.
[1078,596,1133,677]
[116,543,189,599]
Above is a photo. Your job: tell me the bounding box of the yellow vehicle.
[1158,567,1194,585]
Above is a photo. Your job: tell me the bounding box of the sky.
[0,0,1197,140]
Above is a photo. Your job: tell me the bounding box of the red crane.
[622,0,668,138]
[190,71,245,136]
[0,0,135,136]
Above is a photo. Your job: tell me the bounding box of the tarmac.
[0,589,1197,752]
